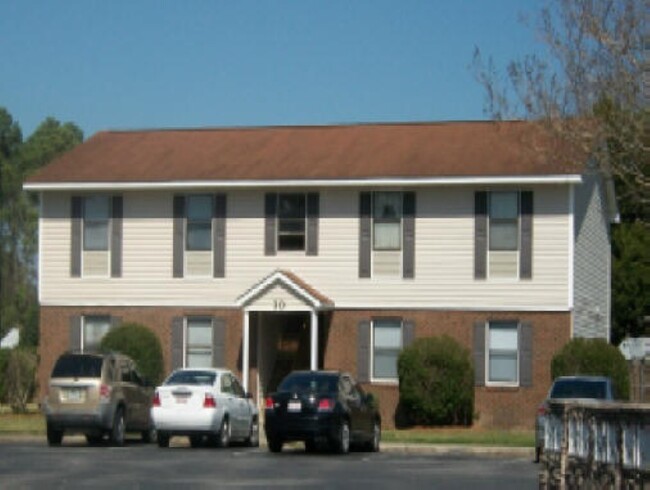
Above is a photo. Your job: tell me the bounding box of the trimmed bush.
[0,349,10,404]
[100,323,164,385]
[551,338,630,400]
[4,347,38,413]
[397,336,474,426]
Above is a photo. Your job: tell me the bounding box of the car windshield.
[51,355,103,378]
[165,370,216,386]
[550,379,608,399]
[278,373,338,394]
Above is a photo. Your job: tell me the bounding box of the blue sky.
[0,1,542,139]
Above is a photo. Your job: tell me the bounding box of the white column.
[243,310,250,392]
[310,310,318,371]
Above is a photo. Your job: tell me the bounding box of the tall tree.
[0,108,83,346]
[473,0,648,341]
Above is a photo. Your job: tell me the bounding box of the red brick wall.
[38,306,570,430]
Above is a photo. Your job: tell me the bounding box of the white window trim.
[369,318,402,385]
[485,321,520,388]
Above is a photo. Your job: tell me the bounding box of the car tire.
[305,440,317,453]
[46,424,63,446]
[366,420,380,452]
[333,420,350,454]
[141,427,156,444]
[217,417,230,448]
[267,437,283,453]
[110,408,126,446]
[157,432,170,448]
[245,418,259,447]
[535,446,542,463]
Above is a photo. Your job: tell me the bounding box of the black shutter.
[473,321,486,387]
[69,316,82,350]
[474,192,487,279]
[402,192,416,278]
[171,317,184,369]
[70,196,82,277]
[306,192,319,256]
[359,192,372,278]
[213,194,227,278]
[357,320,371,383]
[519,322,533,387]
[212,318,226,367]
[402,320,415,348]
[520,191,533,279]
[264,193,277,256]
[111,195,123,278]
[172,195,185,278]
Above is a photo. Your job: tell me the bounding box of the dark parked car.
[43,352,155,446]
[535,375,616,462]
[264,371,381,454]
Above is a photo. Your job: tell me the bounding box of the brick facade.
[39,306,570,430]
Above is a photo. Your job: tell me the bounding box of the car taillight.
[318,398,334,412]
[203,393,217,408]
[537,403,548,416]
[265,397,275,410]
[99,384,111,400]
[153,392,161,407]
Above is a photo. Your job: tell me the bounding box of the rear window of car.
[278,373,338,394]
[165,370,216,386]
[51,355,103,378]
[550,379,609,399]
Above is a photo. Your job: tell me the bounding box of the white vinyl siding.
[38,186,571,310]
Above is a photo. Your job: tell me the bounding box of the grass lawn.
[0,409,45,435]
[382,427,535,447]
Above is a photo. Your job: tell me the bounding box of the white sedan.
[152,368,259,448]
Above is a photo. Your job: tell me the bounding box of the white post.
[310,310,318,371]
[243,310,250,393]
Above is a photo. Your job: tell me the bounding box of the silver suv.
[43,352,154,446]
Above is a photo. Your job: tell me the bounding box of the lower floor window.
[372,318,402,380]
[186,317,213,367]
[488,321,519,384]
[83,316,111,352]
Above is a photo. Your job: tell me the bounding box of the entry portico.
[236,270,334,394]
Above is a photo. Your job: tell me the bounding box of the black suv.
[264,371,381,454]
[43,352,154,446]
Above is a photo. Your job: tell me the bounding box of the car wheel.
[305,440,317,453]
[245,418,259,447]
[110,408,126,446]
[535,446,542,463]
[46,424,63,446]
[157,432,170,448]
[267,437,283,453]
[367,420,380,452]
[333,420,350,454]
[190,435,203,448]
[217,417,231,448]
[141,427,156,444]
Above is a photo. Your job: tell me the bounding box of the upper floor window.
[277,193,306,251]
[373,192,402,251]
[83,196,110,251]
[489,192,519,252]
[186,195,213,251]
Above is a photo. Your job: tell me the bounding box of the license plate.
[287,400,302,412]
[62,388,85,403]
[174,396,188,404]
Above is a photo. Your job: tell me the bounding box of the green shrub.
[100,323,164,385]
[551,338,630,400]
[0,349,12,404]
[397,336,474,426]
[4,347,38,413]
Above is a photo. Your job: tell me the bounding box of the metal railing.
[539,400,650,489]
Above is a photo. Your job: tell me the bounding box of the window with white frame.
[82,316,111,352]
[372,318,402,380]
[83,196,110,251]
[186,317,213,367]
[488,192,519,252]
[373,192,402,251]
[487,321,519,384]
[277,193,306,251]
[186,195,213,251]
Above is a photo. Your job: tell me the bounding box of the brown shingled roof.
[25,121,583,184]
